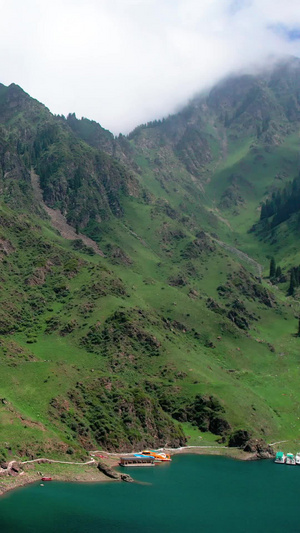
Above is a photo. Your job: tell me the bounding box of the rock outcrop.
[97,460,134,482]
[228,430,275,459]
[120,473,134,483]
[0,461,22,477]
[243,439,275,459]
[97,460,119,479]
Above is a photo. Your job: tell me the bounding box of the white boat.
[274,451,286,464]
[286,453,296,465]
[295,453,300,465]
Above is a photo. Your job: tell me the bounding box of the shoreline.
[96,445,261,462]
[0,460,117,498]
[0,446,267,498]
[163,446,256,461]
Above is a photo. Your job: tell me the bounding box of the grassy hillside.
[1,59,300,462]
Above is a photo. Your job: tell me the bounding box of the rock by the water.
[97,460,119,479]
[243,438,275,458]
[121,473,134,483]
[228,432,274,459]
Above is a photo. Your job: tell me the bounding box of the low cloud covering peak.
[1,0,300,133]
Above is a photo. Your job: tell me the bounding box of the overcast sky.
[0,0,300,134]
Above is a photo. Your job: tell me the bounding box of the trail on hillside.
[211,236,263,279]
[21,458,96,466]
[91,446,227,457]
[31,170,104,256]
[208,208,233,229]
[0,458,96,479]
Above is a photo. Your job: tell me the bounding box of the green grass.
[2,214,296,456]
[2,74,300,460]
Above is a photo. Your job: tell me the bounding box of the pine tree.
[288,269,296,296]
[260,203,267,220]
[224,112,230,127]
[275,266,282,278]
[295,266,300,287]
[256,124,262,138]
[269,257,276,279]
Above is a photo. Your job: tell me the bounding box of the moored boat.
[120,456,155,467]
[274,451,286,464]
[134,453,155,459]
[285,453,296,465]
[295,453,300,465]
[141,450,172,462]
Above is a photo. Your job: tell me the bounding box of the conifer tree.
[288,269,296,296]
[269,257,276,279]
[296,266,300,286]
[297,317,300,337]
[275,266,282,278]
[256,124,262,138]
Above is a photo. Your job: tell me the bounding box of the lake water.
[0,455,300,532]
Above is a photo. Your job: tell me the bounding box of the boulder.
[10,461,21,473]
[97,460,119,479]
[120,473,134,483]
[243,438,275,458]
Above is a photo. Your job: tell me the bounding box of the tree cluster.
[288,266,300,296]
[260,175,300,228]
[269,257,282,280]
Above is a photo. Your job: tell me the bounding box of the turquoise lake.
[1,455,300,532]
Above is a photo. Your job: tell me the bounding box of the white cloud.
[0,0,300,133]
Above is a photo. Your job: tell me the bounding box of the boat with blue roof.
[274,451,286,464]
[285,453,296,465]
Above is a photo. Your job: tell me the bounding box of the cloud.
[0,0,300,133]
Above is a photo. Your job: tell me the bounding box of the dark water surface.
[1,455,300,532]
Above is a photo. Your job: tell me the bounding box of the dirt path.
[210,235,263,279]
[268,440,289,446]
[91,446,227,457]
[21,458,96,466]
[90,446,255,461]
[208,207,233,229]
[31,170,104,256]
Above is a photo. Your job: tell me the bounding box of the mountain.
[1,57,300,462]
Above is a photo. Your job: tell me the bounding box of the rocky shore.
[0,443,276,497]
[161,443,275,461]
[0,457,122,497]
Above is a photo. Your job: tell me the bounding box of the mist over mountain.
[1,1,300,133]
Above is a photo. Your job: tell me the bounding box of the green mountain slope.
[1,58,300,462]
